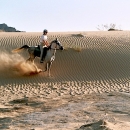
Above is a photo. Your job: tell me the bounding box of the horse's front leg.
[48,62,52,77]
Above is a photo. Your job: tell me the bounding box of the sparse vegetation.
[63,44,82,52]
[97,23,122,31]
[72,33,84,37]
[63,45,69,50]
[73,45,82,52]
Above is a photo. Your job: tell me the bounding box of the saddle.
[35,45,48,59]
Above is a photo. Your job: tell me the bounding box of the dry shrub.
[72,33,84,37]
[73,46,82,52]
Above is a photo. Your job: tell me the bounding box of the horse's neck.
[49,48,56,56]
[49,43,57,55]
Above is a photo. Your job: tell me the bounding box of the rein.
[50,48,60,50]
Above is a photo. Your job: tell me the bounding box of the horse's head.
[50,38,64,50]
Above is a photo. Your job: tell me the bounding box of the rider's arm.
[43,40,49,47]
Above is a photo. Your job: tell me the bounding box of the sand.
[0,31,130,130]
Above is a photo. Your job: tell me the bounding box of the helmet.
[43,29,48,33]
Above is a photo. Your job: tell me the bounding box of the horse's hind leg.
[25,54,39,72]
[33,63,42,73]
[30,55,42,73]
[26,57,31,63]
[26,53,35,63]
[43,62,48,72]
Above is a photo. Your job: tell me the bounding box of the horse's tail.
[12,45,30,53]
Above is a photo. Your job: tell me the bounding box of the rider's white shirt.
[40,35,47,47]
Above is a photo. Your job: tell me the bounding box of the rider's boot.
[40,55,45,63]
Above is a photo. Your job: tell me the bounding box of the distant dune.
[0,31,130,130]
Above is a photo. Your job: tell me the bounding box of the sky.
[0,0,130,32]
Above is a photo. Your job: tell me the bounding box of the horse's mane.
[48,40,57,49]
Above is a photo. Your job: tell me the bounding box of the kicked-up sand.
[0,31,130,130]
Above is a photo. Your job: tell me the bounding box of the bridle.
[49,40,61,50]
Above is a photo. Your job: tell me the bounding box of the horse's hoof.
[48,75,54,78]
[38,69,42,73]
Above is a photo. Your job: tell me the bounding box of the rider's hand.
[47,43,50,47]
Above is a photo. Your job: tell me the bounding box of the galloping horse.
[12,38,64,76]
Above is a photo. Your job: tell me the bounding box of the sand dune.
[0,31,130,129]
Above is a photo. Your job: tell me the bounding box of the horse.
[12,38,64,76]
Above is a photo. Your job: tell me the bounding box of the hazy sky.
[0,0,130,32]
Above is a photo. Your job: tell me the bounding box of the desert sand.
[0,31,130,130]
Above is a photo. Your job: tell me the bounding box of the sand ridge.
[0,31,130,129]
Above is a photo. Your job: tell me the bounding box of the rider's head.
[43,29,48,35]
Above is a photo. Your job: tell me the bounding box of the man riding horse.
[12,37,64,76]
[40,29,49,63]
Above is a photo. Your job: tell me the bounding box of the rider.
[40,29,49,63]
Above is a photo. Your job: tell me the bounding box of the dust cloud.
[0,51,40,77]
